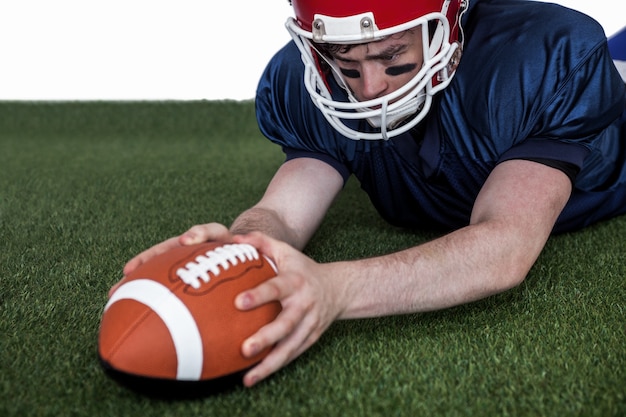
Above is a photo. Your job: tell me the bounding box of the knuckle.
[266,279,283,299]
[277,316,299,334]
[187,224,205,234]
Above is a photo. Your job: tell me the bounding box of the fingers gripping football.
[232,232,345,387]
[180,223,233,246]
[115,223,233,296]
[99,240,282,395]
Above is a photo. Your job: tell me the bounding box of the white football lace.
[176,244,260,290]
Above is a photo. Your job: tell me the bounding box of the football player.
[121,0,626,387]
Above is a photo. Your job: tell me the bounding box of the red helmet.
[286,0,468,140]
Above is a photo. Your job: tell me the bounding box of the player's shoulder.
[258,41,305,90]
[460,0,608,83]
[255,41,354,159]
[466,0,606,46]
[256,41,311,114]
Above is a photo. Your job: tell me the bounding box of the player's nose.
[359,64,388,101]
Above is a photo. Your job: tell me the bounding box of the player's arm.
[334,159,572,316]
[229,157,344,250]
[120,157,342,283]
[234,159,573,386]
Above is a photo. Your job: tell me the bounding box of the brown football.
[98,242,281,397]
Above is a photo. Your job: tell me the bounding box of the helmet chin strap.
[353,92,426,129]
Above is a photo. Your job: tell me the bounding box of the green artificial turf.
[0,101,624,416]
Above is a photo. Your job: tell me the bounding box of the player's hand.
[109,223,233,297]
[232,231,347,387]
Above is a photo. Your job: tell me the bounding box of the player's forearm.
[334,161,568,319]
[230,207,307,251]
[334,221,539,319]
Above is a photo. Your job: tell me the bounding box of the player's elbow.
[489,255,535,296]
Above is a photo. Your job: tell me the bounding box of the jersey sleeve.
[255,41,352,182]
[499,36,626,190]
[459,3,626,179]
[446,1,626,189]
[497,38,625,166]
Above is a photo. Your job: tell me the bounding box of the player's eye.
[385,63,417,76]
[339,68,361,79]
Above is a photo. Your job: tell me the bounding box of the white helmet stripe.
[105,279,203,380]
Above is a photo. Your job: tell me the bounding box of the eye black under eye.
[340,68,360,79]
[385,63,417,76]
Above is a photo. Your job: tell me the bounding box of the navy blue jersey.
[255,0,626,233]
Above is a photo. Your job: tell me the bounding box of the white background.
[0,0,622,101]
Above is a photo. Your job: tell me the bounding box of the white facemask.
[286,9,463,140]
